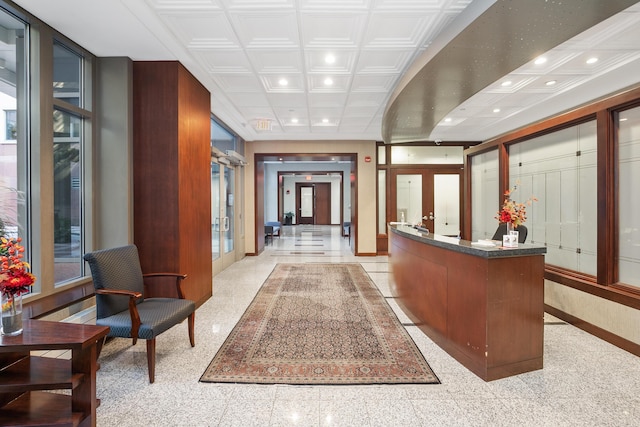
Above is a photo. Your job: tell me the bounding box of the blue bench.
[265,221,281,237]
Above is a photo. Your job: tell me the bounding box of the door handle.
[223,216,230,231]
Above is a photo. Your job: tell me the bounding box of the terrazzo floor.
[89,225,640,426]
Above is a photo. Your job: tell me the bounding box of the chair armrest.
[143,273,189,299]
[95,288,142,344]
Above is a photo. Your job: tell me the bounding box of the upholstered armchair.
[83,244,195,383]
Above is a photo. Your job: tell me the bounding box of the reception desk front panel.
[389,225,546,381]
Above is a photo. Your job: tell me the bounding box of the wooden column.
[133,61,212,307]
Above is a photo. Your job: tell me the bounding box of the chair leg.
[146,339,156,383]
[188,312,195,347]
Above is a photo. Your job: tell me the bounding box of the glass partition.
[377,170,386,234]
[618,106,640,288]
[53,108,82,283]
[433,174,460,236]
[391,145,463,164]
[396,174,422,224]
[509,121,597,275]
[470,150,499,241]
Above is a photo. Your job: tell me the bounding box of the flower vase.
[1,292,23,336]
[503,222,518,248]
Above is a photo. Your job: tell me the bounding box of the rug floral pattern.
[200,263,439,385]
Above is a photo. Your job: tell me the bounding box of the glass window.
[509,121,597,275]
[53,42,81,107]
[53,108,82,283]
[211,118,236,154]
[5,109,16,140]
[377,170,386,234]
[391,145,463,164]
[211,162,220,262]
[377,145,386,164]
[618,106,640,288]
[470,150,499,241]
[0,10,27,270]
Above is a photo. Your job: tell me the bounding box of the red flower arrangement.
[0,237,35,299]
[496,184,537,227]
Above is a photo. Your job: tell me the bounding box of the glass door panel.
[301,187,313,217]
[433,174,460,236]
[211,163,220,262]
[212,161,236,274]
[396,174,422,224]
[224,166,235,256]
[391,169,461,236]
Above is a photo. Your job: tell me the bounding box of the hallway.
[92,225,640,426]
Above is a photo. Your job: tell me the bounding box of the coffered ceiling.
[12,0,640,143]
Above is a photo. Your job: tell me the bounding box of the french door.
[390,168,462,236]
[211,161,236,275]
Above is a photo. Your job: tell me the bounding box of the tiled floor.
[93,225,640,426]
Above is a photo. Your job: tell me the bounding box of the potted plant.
[284,211,295,225]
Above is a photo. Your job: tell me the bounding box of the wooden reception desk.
[389,224,546,381]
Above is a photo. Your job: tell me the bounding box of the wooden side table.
[0,319,109,427]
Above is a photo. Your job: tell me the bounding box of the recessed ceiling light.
[324,77,333,86]
[278,78,288,86]
[586,57,598,64]
[291,118,298,123]
[545,80,557,86]
[444,117,452,122]
[501,80,512,87]
[493,108,501,113]
[325,54,336,64]
[322,118,329,123]
[534,56,547,65]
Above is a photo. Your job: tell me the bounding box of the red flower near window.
[495,184,537,227]
[0,237,35,299]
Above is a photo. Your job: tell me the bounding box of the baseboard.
[545,304,640,357]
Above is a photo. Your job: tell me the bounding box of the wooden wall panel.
[133,61,212,307]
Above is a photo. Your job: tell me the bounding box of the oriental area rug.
[200,263,439,385]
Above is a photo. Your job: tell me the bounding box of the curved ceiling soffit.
[382,0,639,144]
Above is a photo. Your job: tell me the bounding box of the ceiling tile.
[351,74,399,92]
[356,50,414,74]
[247,49,303,74]
[260,74,305,92]
[197,50,252,73]
[229,10,300,49]
[300,12,368,49]
[161,12,240,49]
[307,75,350,93]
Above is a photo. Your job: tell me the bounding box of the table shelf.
[0,320,109,427]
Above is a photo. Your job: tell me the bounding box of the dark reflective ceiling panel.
[382,0,639,144]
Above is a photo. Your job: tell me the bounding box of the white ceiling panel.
[247,49,303,74]
[307,75,350,93]
[161,12,239,49]
[12,0,640,142]
[305,50,357,74]
[229,11,300,49]
[197,50,252,73]
[308,92,349,108]
[300,12,368,49]
[356,50,414,74]
[363,13,434,48]
[212,74,263,92]
[351,74,398,93]
[266,92,308,107]
[346,92,388,108]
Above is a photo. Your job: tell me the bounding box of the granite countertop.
[389,224,547,259]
